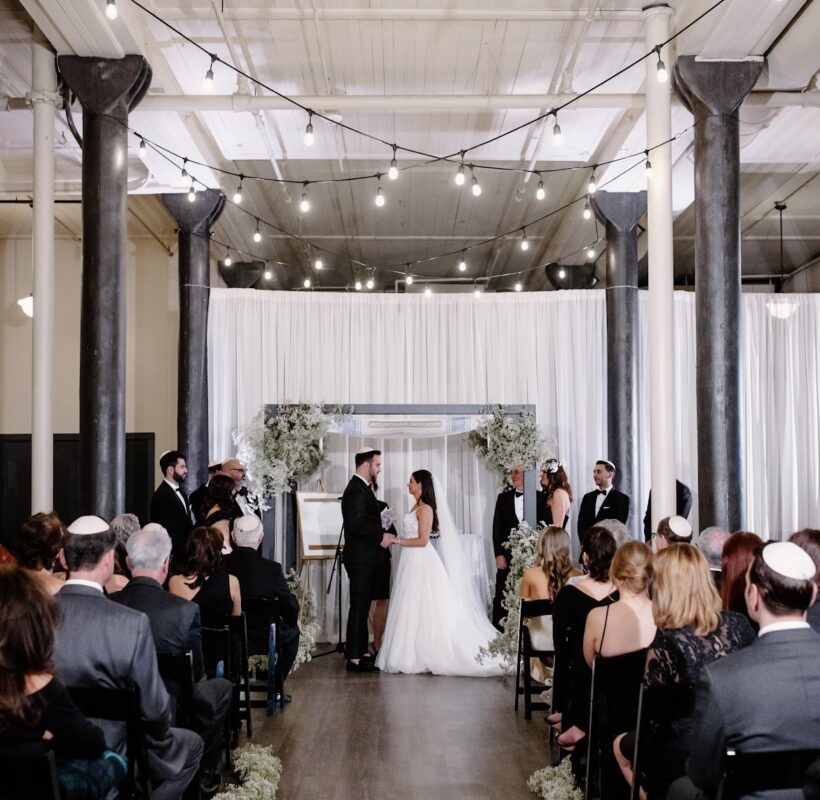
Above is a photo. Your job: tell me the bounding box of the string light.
[474,286,482,299]
[520,229,529,251]
[354,277,362,291]
[583,196,592,220]
[264,268,272,280]
[586,245,596,260]
[105,0,117,20]
[224,251,232,266]
[299,184,310,213]
[303,277,311,288]
[558,267,566,279]
[588,167,598,195]
[366,273,375,290]
[405,272,414,285]
[388,146,399,180]
[375,177,385,207]
[514,280,523,292]
[233,175,244,204]
[180,158,189,186]
[253,218,262,243]
[138,138,146,157]
[203,55,215,90]
[552,112,563,146]
[455,158,466,186]
[187,184,196,202]
[304,112,314,146]
[458,253,467,272]
[314,257,324,270]
[536,178,546,201]
[655,47,668,83]
[645,151,653,178]
[470,167,481,197]
[424,286,432,297]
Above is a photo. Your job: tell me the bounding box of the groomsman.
[491,466,524,629]
[149,450,194,566]
[576,460,630,546]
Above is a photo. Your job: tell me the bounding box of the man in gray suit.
[56,516,203,800]
[670,541,820,800]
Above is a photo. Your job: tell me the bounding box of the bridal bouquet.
[380,506,398,532]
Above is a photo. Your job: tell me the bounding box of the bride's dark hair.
[412,470,439,533]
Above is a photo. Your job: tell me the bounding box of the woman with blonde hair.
[614,544,755,798]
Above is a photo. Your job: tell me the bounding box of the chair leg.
[514,622,523,712]
[523,653,532,721]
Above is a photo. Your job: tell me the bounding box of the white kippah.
[67,515,110,535]
[598,459,616,471]
[208,459,222,470]
[234,515,262,535]
[762,541,816,581]
[355,445,379,456]
[668,515,693,539]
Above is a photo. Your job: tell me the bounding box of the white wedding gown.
[375,509,504,677]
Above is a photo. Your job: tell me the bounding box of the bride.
[375,469,504,676]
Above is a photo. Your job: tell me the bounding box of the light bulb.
[366,276,375,290]
[514,281,522,292]
[388,148,398,180]
[304,116,314,146]
[303,277,311,288]
[558,267,566,279]
[188,185,196,202]
[253,221,262,243]
[355,279,362,291]
[656,54,668,83]
[536,180,545,201]
[406,274,414,285]
[474,288,482,299]
[471,176,481,197]
[233,179,243,204]
[520,233,529,251]
[300,192,310,213]
[314,258,323,270]
[458,258,467,272]
[588,171,597,195]
[424,286,432,297]
[181,166,188,186]
[224,253,232,266]
[264,269,272,280]
[553,120,562,146]
[645,159,653,178]
[106,0,117,20]
[17,294,34,317]
[583,198,592,220]
[455,163,465,186]
[138,138,146,157]
[375,186,385,207]
[586,247,596,260]
[203,64,214,90]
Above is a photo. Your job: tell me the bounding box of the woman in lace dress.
[614,544,755,799]
[375,470,503,677]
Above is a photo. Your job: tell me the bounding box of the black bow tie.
[514,491,523,498]
[597,489,607,495]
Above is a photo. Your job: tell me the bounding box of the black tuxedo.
[223,547,300,682]
[150,481,193,564]
[341,475,384,659]
[109,577,232,778]
[491,489,523,628]
[643,480,693,540]
[189,483,208,525]
[576,487,630,545]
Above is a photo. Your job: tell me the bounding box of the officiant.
[491,466,524,628]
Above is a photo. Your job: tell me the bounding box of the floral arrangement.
[467,407,545,485]
[527,758,583,800]
[380,506,398,532]
[477,521,540,671]
[246,569,320,675]
[234,403,346,510]
[213,744,283,800]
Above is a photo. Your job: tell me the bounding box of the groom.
[341,447,395,672]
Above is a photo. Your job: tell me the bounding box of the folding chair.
[720,748,820,800]
[201,623,237,766]
[514,598,555,721]
[0,748,60,800]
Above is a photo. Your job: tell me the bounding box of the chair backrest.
[721,748,820,800]
[241,596,281,660]
[156,651,195,726]
[201,624,232,679]
[0,748,60,800]
[520,598,554,620]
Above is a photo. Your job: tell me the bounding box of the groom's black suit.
[341,475,385,660]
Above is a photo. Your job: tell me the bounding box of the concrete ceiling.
[1,0,819,290]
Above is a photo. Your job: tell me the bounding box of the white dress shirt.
[595,486,611,515]
[514,492,524,523]
[64,578,104,593]
[164,478,189,512]
[757,619,810,637]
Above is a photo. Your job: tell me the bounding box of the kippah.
[355,445,379,456]
[668,515,693,539]
[221,457,245,470]
[235,515,262,534]
[67,515,110,535]
[762,541,816,581]
[598,459,616,471]
[208,460,222,470]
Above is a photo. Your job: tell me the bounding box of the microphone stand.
[313,520,346,658]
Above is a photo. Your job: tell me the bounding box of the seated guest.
[109,512,141,585]
[169,526,241,625]
[224,515,300,699]
[536,459,573,529]
[669,542,820,800]
[614,544,755,798]
[190,460,222,525]
[110,524,232,794]
[791,528,820,634]
[16,512,66,596]
[653,515,693,551]
[721,531,763,619]
[594,517,633,548]
[55,516,203,800]
[520,526,581,683]
[201,475,240,554]
[697,526,730,591]
[549,527,618,740]
[643,479,693,542]
[0,566,126,799]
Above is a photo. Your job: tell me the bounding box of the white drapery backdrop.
[208,289,820,637]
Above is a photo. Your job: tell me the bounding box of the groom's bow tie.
[514,490,523,498]
[596,489,607,495]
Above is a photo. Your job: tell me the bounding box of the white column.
[30,38,57,513]
[644,3,676,532]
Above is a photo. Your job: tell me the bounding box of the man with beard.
[150,450,194,568]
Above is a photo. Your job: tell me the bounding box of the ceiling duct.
[545,262,597,290]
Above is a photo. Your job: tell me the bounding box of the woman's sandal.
[556,726,586,752]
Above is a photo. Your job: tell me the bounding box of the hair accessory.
[542,458,564,474]
[762,541,816,581]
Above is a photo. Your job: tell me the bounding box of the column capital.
[162,190,226,234]
[641,3,674,19]
[674,56,764,116]
[591,190,647,234]
[57,54,151,116]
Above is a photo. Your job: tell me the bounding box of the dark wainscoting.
[0,433,154,555]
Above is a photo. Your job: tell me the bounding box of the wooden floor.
[245,652,553,799]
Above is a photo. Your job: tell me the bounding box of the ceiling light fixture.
[514,280,523,292]
[105,0,117,20]
[304,111,314,146]
[455,157,466,186]
[388,145,399,180]
[587,167,598,195]
[203,55,215,90]
[645,151,653,178]
[314,257,324,270]
[558,267,566,279]
[552,112,562,145]
[655,46,668,83]
[536,178,546,201]
[253,219,262,243]
[233,175,244,204]
[583,196,592,220]
[458,253,467,272]
[520,229,529,251]
[355,278,362,291]
[470,167,481,197]
[303,277,311,288]
[264,269,272,280]
[224,251,232,267]
[187,184,196,202]
[375,177,385,207]
[138,138,146,157]
[424,286,432,297]
[299,183,310,213]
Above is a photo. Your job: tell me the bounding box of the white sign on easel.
[295,491,345,562]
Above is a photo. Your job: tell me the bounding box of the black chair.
[720,748,820,800]
[201,623,237,766]
[242,596,285,712]
[0,748,60,800]
[224,613,255,731]
[514,598,554,721]
[67,684,152,800]
[156,651,195,728]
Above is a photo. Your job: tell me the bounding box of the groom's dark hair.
[355,449,381,467]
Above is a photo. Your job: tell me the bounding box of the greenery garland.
[467,407,546,485]
[527,758,583,800]
[213,744,283,800]
[477,521,540,672]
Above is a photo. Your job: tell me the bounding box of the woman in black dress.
[0,567,126,798]
[536,458,572,529]
[550,526,618,744]
[614,544,755,798]
[201,474,240,555]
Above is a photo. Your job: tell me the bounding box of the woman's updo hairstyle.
[610,540,653,594]
[581,526,617,582]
